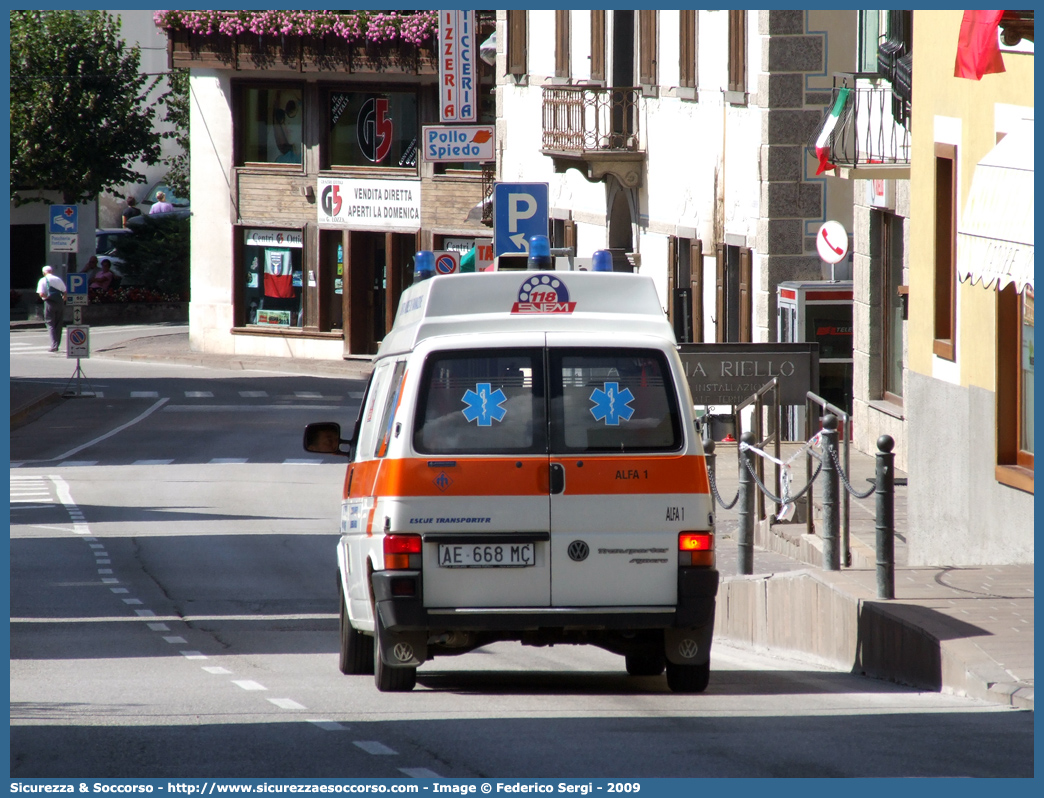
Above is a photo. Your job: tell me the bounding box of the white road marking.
[284,459,324,465]
[295,392,322,399]
[147,623,170,632]
[400,769,442,778]
[110,588,129,595]
[60,461,99,467]
[268,698,306,710]
[96,559,111,564]
[123,598,143,605]
[308,720,348,731]
[180,651,207,660]
[354,741,397,756]
[133,459,174,466]
[240,391,268,398]
[135,609,156,617]
[131,391,160,398]
[185,391,214,398]
[23,398,169,464]
[101,578,119,584]
[163,636,188,644]
[209,458,248,464]
[232,680,267,691]
[202,666,232,675]
[89,544,104,549]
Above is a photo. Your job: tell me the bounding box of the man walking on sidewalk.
[36,265,67,353]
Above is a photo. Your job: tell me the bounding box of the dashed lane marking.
[268,698,307,710]
[147,623,170,632]
[131,391,160,398]
[180,651,207,660]
[284,459,324,465]
[163,636,188,644]
[354,741,397,756]
[210,458,248,464]
[239,391,268,398]
[308,720,349,731]
[60,461,98,467]
[400,769,443,779]
[184,391,214,398]
[202,666,232,675]
[232,680,267,691]
[133,459,174,466]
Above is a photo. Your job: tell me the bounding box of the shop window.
[241,228,304,328]
[679,10,697,90]
[933,143,957,361]
[326,91,418,169]
[237,85,303,166]
[997,285,1034,492]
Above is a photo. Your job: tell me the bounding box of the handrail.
[805,391,851,566]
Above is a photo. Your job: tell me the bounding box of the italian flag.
[815,88,850,176]
[954,10,1006,80]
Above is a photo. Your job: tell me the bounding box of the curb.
[11,390,63,430]
[713,569,1033,711]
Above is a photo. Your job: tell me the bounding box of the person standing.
[149,190,174,214]
[36,265,67,353]
[122,195,142,227]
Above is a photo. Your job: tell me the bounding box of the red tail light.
[678,532,714,567]
[384,534,422,570]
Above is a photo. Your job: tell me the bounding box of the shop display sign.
[245,229,303,248]
[256,309,292,326]
[317,177,422,232]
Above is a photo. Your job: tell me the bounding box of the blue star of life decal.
[589,382,635,426]
[461,383,508,426]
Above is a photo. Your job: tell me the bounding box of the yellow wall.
[908,10,1034,388]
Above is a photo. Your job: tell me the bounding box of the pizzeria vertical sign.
[439,10,477,123]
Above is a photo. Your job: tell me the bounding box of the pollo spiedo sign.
[677,343,819,406]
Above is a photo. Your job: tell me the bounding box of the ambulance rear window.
[413,349,546,455]
[549,349,682,453]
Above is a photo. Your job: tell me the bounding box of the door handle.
[550,462,565,495]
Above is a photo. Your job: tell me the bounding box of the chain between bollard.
[742,449,823,507]
[829,445,876,499]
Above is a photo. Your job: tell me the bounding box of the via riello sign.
[439,9,477,123]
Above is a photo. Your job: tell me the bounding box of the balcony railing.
[806,74,911,176]
[542,85,642,153]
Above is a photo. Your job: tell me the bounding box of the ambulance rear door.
[545,335,688,607]
[409,338,552,608]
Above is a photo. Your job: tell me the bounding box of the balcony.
[541,85,645,188]
[806,73,911,180]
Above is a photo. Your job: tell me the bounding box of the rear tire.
[338,580,373,675]
[373,609,417,692]
[665,660,710,693]
[625,651,666,676]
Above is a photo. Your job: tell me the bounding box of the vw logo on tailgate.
[567,540,589,562]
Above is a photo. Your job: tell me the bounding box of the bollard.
[820,414,841,571]
[875,435,896,599]
[737,432,756,575]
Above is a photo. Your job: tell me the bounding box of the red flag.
[954,10,1006,80]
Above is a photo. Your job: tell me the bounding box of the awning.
[957,117,1034,293]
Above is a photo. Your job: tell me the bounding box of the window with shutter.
[639,10,657,88]
[739,247,752,342]
[679,10,696,90]
[727,10,746,96]
[933,143,956,361]
[507,10,527,78]
[555,10,570,79]
[690,240,704,343]
[590,11,605,82]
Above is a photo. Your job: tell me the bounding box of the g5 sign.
[321,184,342,217]
[358,97,392,163]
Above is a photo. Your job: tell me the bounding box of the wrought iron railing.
[480,163,495,226]
[541,85,642,153]
[806,74,911,170]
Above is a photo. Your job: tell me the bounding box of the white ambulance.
[304,270,718,692]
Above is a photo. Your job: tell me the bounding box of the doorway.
[344,230,417,355]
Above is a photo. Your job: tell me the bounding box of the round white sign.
[816,220,849,264]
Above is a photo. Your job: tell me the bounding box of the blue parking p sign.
[494,183,549,257]
[67,273,88,295]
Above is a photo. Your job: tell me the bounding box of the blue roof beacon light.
[413,250,435,283]
[592,249,614,272]
[527,234,552,270]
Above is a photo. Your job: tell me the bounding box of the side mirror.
[303,422,353,457]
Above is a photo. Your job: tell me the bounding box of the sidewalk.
[10,326,1033,710]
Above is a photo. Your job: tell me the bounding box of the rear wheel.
[338,579,373,675]
[665,660,710,693]
[625,651,666,676]
[373,609,417,692]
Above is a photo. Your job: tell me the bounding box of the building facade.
[904,10,1033,564]
[165,11,495,359]
[495,9,857,363]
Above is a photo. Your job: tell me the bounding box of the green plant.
[112,216,190,298]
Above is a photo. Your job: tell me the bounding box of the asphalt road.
[9,326,1034,779]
